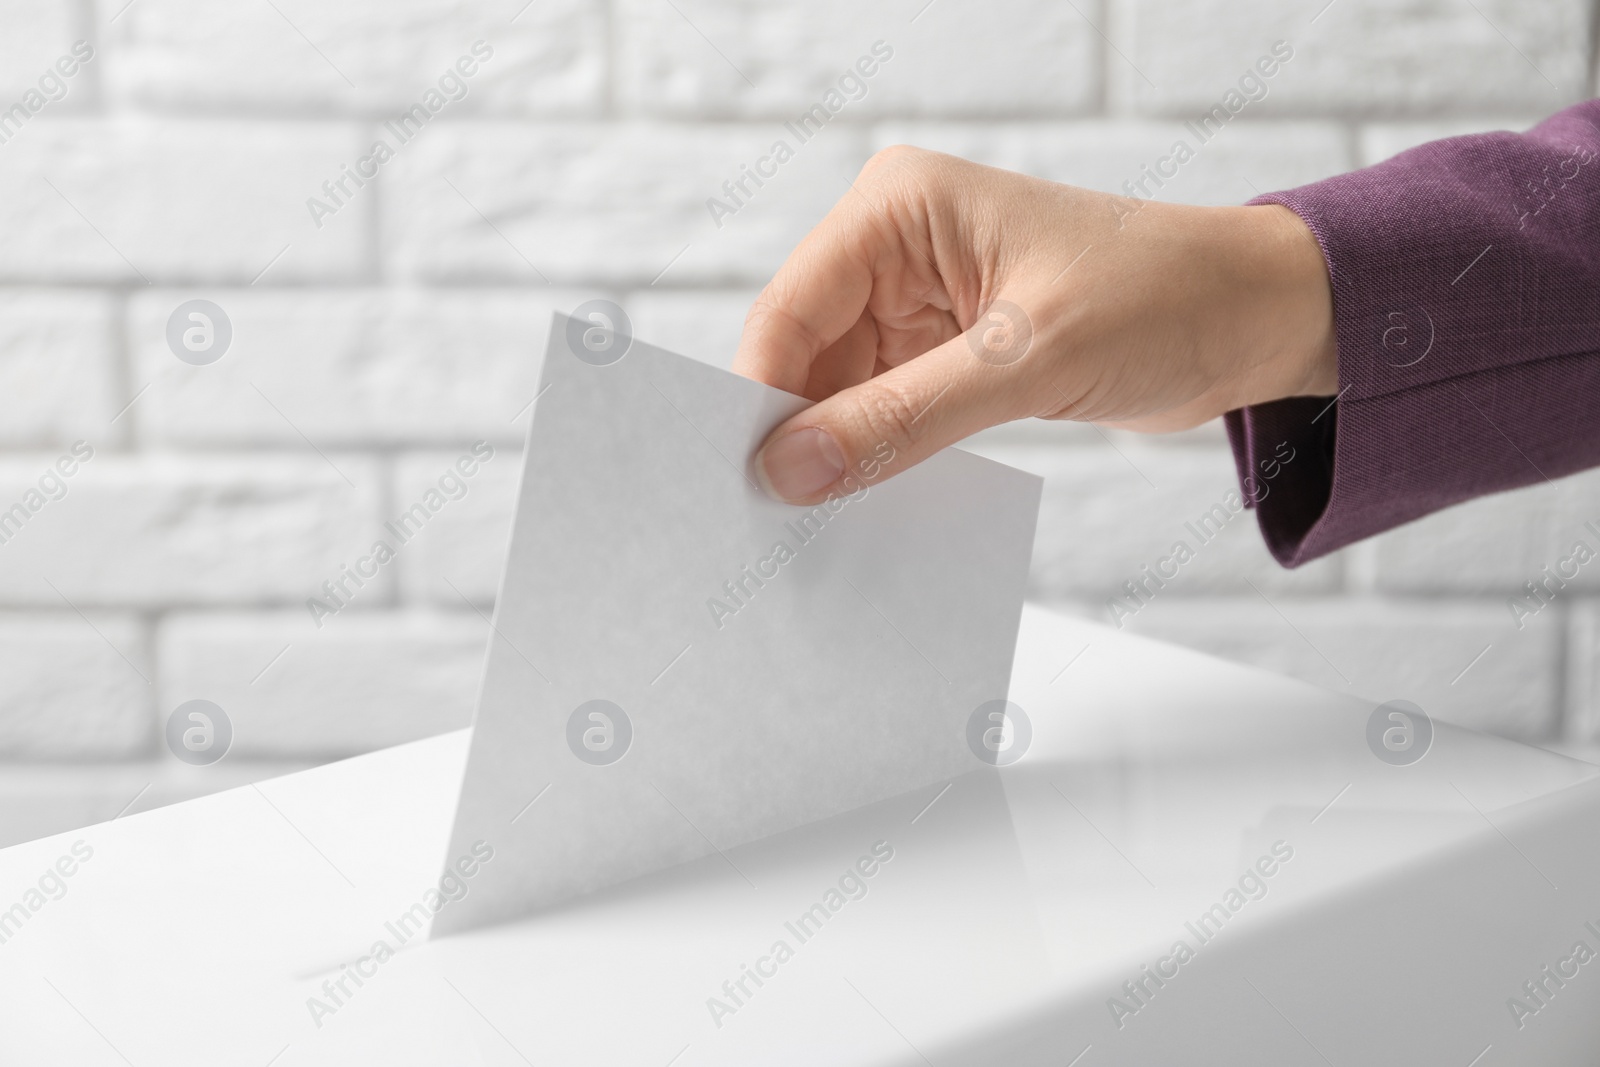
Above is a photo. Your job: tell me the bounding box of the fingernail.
[756,427,845,502]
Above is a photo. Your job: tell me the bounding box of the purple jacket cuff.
[1226,99,1600,567]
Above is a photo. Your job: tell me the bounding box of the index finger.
[731,193,886,396]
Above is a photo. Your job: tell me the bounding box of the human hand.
[733,146,1338,504]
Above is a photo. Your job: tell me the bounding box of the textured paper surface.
[434,313,1041,933]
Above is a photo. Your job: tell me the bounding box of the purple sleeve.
[1226,99,1600,567]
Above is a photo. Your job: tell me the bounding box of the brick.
[962,443,1342,598]
[1365,467,1600,597]
[97,0,603,114]
[392,449,521,607]
[1105,596,1561,739]
[615,0,1097,117]
[129,289,587,446]
[873,120,1351,206]
[1108,0,1590,116]
[0,3,87,110]
[382,122,868,285]
[1358,117,1547,167]
[625,289,761,370]
[0,614,151,758]
[0,291,118,446]
[0,120,366,283]
[159,611,486,757]
[0,453,386,607]
[0,759,308,850]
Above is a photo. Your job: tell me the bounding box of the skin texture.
[734,146,1340,505]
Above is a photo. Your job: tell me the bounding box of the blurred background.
[0,0,1596,848]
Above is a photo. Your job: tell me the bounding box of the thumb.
[752,315,1035,504]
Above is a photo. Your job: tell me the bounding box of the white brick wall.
[0,292,118,445]
[392,448,521,605]
[966,442,1344,597]
[98,0,606,114]
[1109,0,1590,115]
[0,453,386,606]
[128,289,579,445]
[612,0,1099,116]
[158,610,486,756]
[0,0,1595,848]
[0,614,150,756]
[0,120,368,282]
[0,3,87,106]
[1571,603,1600,742]
[1112,597,1565,740]
[871,120,1354,205]
[382,121,869,284]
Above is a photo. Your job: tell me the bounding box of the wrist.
[1225,204,1340,411]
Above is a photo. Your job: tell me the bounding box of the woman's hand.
[734,146,1338,504]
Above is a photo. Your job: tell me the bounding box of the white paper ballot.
[434,312,1041,933]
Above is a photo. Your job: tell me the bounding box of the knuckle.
[744,296,827,358]
[859,143,927,181]
[742,294,782,335]
[850,383,925,457]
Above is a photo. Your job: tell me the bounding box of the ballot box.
[1,603,1596,1066]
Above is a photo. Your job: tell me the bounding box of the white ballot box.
[1,604,1597,1066]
